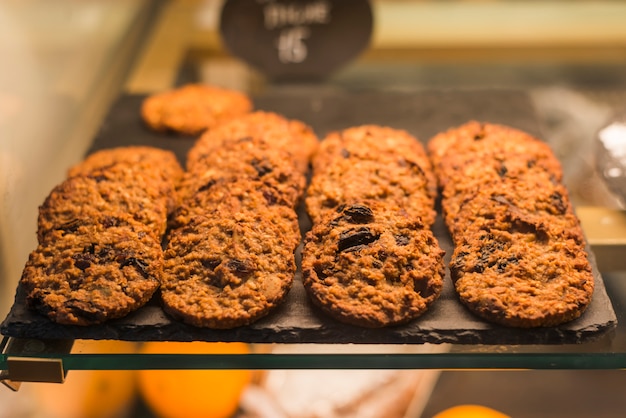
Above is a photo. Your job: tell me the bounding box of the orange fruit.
[138,341,252,418]
[433,404,511,418]
[31,339,138,418]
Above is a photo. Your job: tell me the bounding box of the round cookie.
[67,146,183,213]
[449,227,594,328]
[141,84,253,136]
[302,201,445,328]
[180,136,306,207]
[21,222,162,326]
[305,157,436,226]
[161,211,299,329]
[38,171,169,243]
[187,111,318,173]
[313,125,435,190]
[170,180,301,246]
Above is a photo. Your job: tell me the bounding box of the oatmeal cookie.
[170,180,301,241]
[180,136,306,207]
[38,170,169,243]
[428,121,594,327]
[312,125,436,194]
[141,84,253,136]
[427,120,557,176]
[68,146,183,182]
[306,125,437,225]
[161,210,299,329]
[302,201,445,328]
[187,111,318,173]
[449,228,594,328]
[305,157,436,226]
[20,222,162,326]
[444,178,580,243]
[68,146,183,213]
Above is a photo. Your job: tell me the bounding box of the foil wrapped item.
[596,112,626,206]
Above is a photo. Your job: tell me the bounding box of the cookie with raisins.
[161,209,300,329]
[67,146,183,213]
[180,136,306,207]
[38,172,168,243]
[302,201,445,328]
[450,227,594,328]
[187,111,318,173]
[428,121,594,327]
[305,157,436,226]
[20,223,162,326]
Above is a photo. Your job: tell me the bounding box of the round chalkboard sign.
[220,0,373,81]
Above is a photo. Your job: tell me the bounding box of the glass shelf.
[1,271,626,375]
[3,1,626,387]
[4,350,626,372]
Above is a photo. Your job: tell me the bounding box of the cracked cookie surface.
[21,223,162,326]
[302,201,444,328]
[429,121,594,327]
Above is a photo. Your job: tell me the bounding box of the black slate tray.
[1,89,617,344]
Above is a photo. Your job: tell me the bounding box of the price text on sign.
[220,0,373,81]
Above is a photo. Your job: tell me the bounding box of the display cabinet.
[2,0,626,392]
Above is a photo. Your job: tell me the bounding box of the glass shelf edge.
[4,353,626,371]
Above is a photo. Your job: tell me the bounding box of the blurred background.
[2,1,626,417]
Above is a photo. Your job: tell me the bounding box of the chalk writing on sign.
[258,0,332,64]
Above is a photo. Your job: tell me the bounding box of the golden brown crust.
[21,223,162,326]
[428,121,594,327]
[187,111,318,173]
[302,201,445,328]
[141,84,253,136]
[161,210,299,329]
[302,125,444,327]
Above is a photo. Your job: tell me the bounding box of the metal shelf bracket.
[1,337,74,391]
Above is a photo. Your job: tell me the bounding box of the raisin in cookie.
[187,111,318,173]
[302,201,445,328]
[428,121,594,327]
[449,227,594,328]
[20,222,162,326]
[161,209,300,329]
